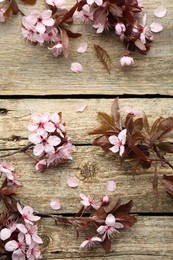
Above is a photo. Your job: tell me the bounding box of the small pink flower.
[0,163,14,181]
[87,0,103,6]
[30,10,55,34]
[22,17,42,43]
[120,54,134,67]
[17,223,43,245]
[17,203,41,225]
[48,42,63,57]
[97,214,124,240]
[5,233,26,260]
[115,22,126,35]
[80,193,99,209]
[26,241,42,259]
[46,0,65,9]
[44,27,59,43]
[80,236,102,249]
[50,198,61,210]
[109,129,127,157]
[28,113,55,135]
[35,159,47,171]
[73,4,93,24]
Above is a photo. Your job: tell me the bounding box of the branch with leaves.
[88,98,173,190]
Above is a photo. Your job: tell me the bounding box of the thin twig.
[0,143,33,158]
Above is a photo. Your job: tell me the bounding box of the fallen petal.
[76,103,88,112]
[106,180,117,192]
[71,62,83,73]
[154,6,167,18]
[50,198,61,210]
[150,22,163,33]
[67,177,79,188]
[77,42,88,53]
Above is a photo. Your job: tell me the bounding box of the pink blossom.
[73,4,93,24]
[46,0,65,9]
[29,132,61,156]
[21,17,43,43]
[30,10,55,34]
[35,159,47,171]
[106,180,116,192]
[77,42,88,54]
[17,203,41,225]
[44,27,59,43]
[80,193,99,209]
[109,129,127,156]
[48,42,63,57]
[97,214,124,240]
[67,177,79,188]
[80,236,102,249]
[50,112,65,136]
[5,233,26,260]
[28,113,55,136]
[26,241,42,259]
[120,55,134,66]
[115,22,126,35]
[71,62,83,73]
[17,223,43,245]
[87,0,103,6]
[0,162,14,181]
[47,142,75,166]
[50,198,61,210]
[139,14,153,44]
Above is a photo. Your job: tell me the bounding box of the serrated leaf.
[94,44,112,74]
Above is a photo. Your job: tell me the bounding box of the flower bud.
[120,54,134,66]
[115,22,126,35]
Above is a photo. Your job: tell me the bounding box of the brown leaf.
[134,39,147,51]
[108,3,123,17]
[115,212,137,228]
[157,142,173,154]
[101,236,111,252]
[104,195,120,214]
[94,44,112,74]
[142,112,150,134]
[92,136,111,151]
[21,0,37,4]
[162,175,173,196]
[114,200,133,214]
[93,206,107,221]
[111,98,120,127]
[61,2,78,23]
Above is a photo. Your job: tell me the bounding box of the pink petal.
[71,62,83,73]
[154,6,167,18]
[5,240,18,251]
[17,202,23,215]
[97,225,107,235]
[32,233,43,244]
[36,22,46,34]
[119,145,125,157]
[80,240,89,248]
[109,145,119,153]
[106,180,116,192]
[33,143,44,156]
[43,17,55,27]
[150,22,163,33]
[67,177,79,188]
[77,42,88,53]
[42,9,52,19]
[91,236,102,242]
[105,214,116,226]
[48,135,61,146]
[76,103,88,112]
[25,233,32,245]
[28,134,41,145]
[50,198,61,210]
[108,135,119,145]
[17,224,27,234]
[0,228,12,241]
[44,122,55,132]
[118,129,127,144]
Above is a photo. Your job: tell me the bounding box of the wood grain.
[0,98,173,147]
[0,1,173,95]
[38,216,173,259]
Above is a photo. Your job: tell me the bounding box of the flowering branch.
[88,98,173,190]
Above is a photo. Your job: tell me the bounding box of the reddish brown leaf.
[143,112,150,134]
[11,0,19,14]
[108,3,123,17]
[93,206,107,221]
[114,200,133,214]
[101,236,111,252]
[65,30,82,38]
[21,0,37,4]
[162,178,173,196]
[94,44,112,74]
[61,2,78,23]
[163,174,173,182]
[111,98,120,127]
[104,195,120,214]
[133,118,143,131]
[115,212,137,228]
[157,142,173,154]
[92,136,111,151]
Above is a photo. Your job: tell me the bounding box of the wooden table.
[0,0,173,259]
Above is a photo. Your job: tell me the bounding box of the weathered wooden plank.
[38,216,173,258]
[0,148,172,213]
[0,98,173,147]
[0,1,173,95]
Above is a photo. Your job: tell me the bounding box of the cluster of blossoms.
[74,0,160,66]
[0,163,42,259]
[28,112,75,171]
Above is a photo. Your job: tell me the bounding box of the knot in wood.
[80,161,97,179]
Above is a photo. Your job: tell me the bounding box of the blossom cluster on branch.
[88,98,173,190]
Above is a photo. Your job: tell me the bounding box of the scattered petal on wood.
[50,198,61,210]
[76,103,88,112]
[71,62,83,73]
[67,177,79,188]
[150,22,163,33]
[106,180,117,192]
[94,44,112,74]
[154,6,167,18]
[77,42,88,53]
